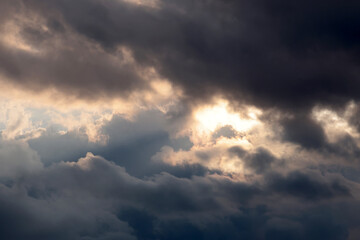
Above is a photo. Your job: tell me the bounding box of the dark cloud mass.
[1,0,360,239]
[282,114,326,149]
[0,0,359,109]
[0,149,357,240]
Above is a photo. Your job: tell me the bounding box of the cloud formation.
[1,0,360,239]
[0,149,357,239]
[1,0,359,111]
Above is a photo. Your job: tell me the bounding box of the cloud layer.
[1,0,360,239]
[1,0,360,110]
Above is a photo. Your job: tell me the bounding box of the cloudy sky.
[1,0,360,239]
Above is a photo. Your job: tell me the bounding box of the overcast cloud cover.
[1,0,360,239]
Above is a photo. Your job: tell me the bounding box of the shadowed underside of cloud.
[0,0,359,111]
[0,151,357,240]
[0,105,359,239]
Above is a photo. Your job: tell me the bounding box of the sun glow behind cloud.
[121,0,160,8]
[152,100,267,176]
[1,0,360,238]
[194,100,261,136]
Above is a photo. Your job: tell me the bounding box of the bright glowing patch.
[121,0,160,8]
[194,101,260,133]
[312,103,359,142]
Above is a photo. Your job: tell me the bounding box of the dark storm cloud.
[0,151,357,240]
[266,171,351,201]
[1,0,360,239]
[0,39,146,99]
[280,120,360,163]
[119,204,354,240]
[229,146,277,174]
[0,0,359,110]
[0,0,148,99]
[281,114,326,149]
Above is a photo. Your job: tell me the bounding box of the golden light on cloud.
[121,0,161,8]
[1,20,40,54]
[0,74,181,144]
[152,100,268,176]
[312,102,360,143]
[194,100,261,133]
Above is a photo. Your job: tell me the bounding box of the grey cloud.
[0,0,358,112]
[229,146,277,174]
[1,0,360,239]
[0,138,43,178]
[0,42,146,100]
[28,128,96,166]
[28,110,206,180]
[266,171,351,201]
[212,125,238,140]
[0,151,358,239]
[324,135,360,163]
[281,114,326,149]
[0,1,148,99]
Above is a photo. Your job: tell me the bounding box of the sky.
[0,0,360,239]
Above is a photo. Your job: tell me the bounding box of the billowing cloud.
[0,151,357,239]
[0,0,360,239]
[0,138,42,178]
[0,0,359,111]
